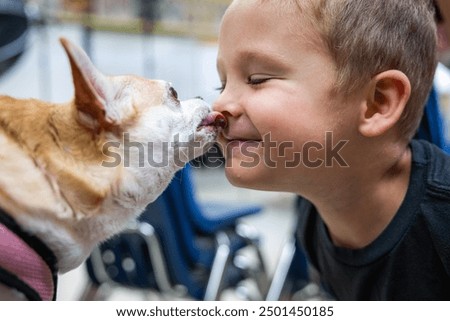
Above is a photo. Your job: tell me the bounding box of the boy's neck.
[311,145,412,249]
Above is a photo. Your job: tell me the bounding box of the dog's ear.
[60,37,116,132]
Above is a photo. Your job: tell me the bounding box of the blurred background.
[0,0,231,103]
[2,0,450,301]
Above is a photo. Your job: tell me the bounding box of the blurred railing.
[26,0,232,41]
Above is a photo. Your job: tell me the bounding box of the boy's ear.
[60,37,117,132]
[358,70,411,138]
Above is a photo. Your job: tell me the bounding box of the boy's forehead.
[228,0,302,15]
[220,0,326,57]
[224,0,317,36]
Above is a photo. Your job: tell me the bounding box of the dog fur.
[0,38,222,298]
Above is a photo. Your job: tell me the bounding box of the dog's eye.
[169,87,178,100]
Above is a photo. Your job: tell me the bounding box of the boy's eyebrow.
[217,50,290,75]
[239,50,290,70]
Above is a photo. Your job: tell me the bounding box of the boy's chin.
[223,164,277,191]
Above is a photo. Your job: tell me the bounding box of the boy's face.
[214,0,358,193]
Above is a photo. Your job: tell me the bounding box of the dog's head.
[60,38,225,169]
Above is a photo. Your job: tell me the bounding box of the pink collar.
[0,212,57,300]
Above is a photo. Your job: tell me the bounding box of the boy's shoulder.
[411,139,450,199]
[410,140,450,262]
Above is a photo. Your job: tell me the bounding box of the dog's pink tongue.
[200,111,227,129]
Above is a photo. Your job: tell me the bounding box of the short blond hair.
[309,0,437,140]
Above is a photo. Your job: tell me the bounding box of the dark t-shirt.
[296,140,450,300]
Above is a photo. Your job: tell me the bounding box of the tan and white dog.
[0,38,226,300]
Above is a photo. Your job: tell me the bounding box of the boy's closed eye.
[215,75,279,93]
[247,75,273,86]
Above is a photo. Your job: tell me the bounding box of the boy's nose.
[212,89,243,119]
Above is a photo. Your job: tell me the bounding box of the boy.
[214,0,450,300]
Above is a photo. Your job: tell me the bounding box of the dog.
[0,38,226,300]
